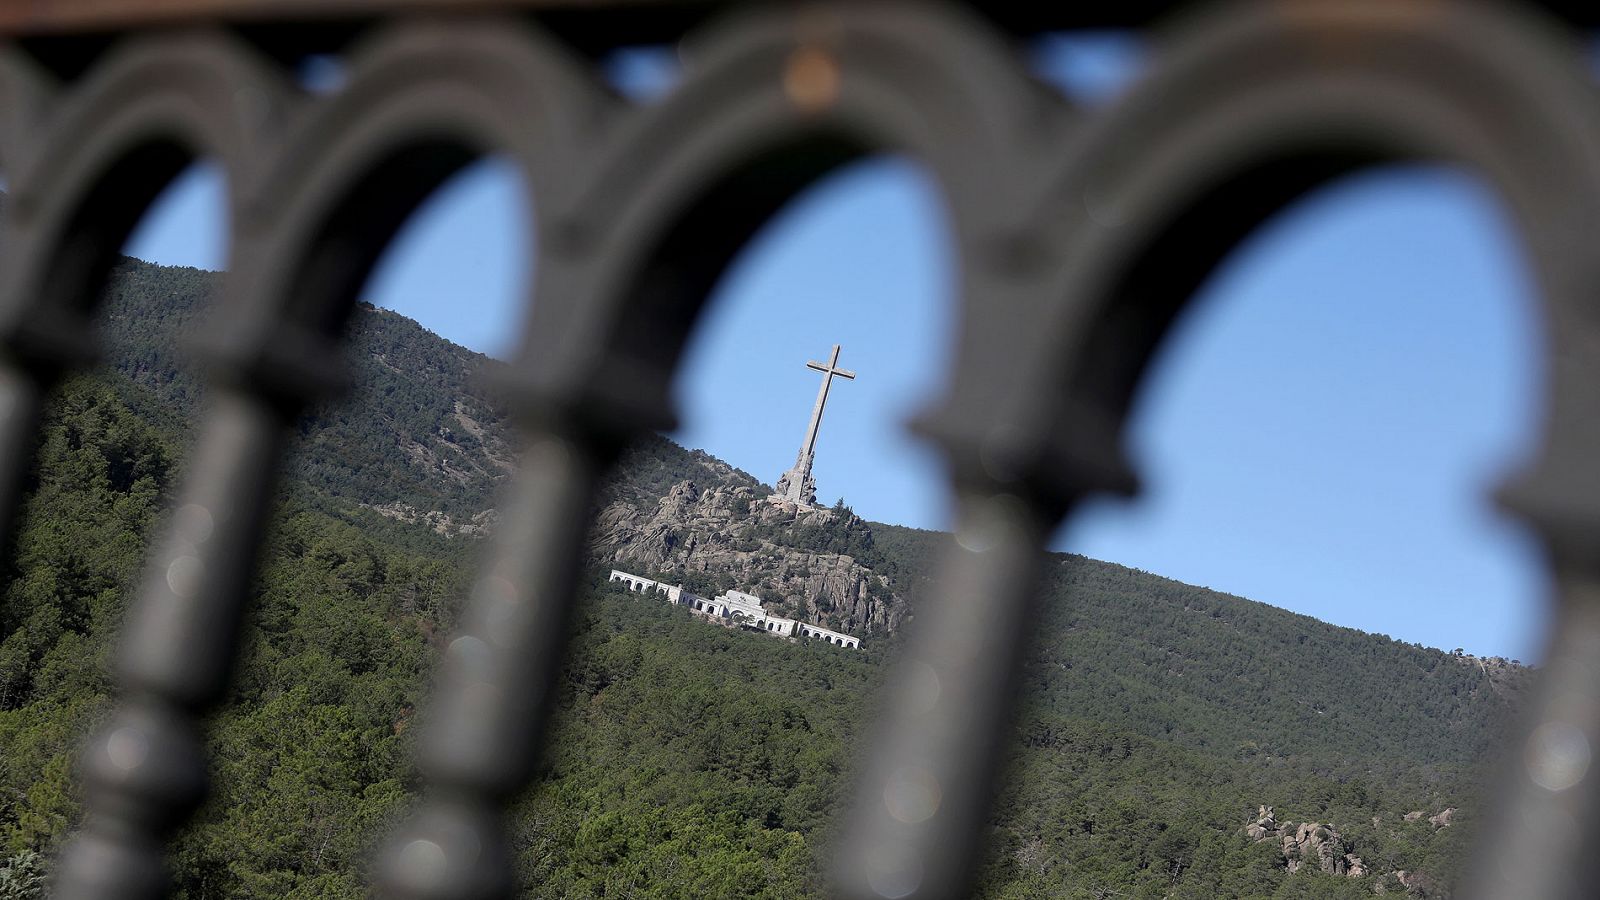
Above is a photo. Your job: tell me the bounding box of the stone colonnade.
[608,569,859,649]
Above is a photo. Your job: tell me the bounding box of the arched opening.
[360,157,531,361]
[0,148,233,864]
[284,151,534,536]
[592,147,954,667]
[106,160,228,408]
[990,163,1546,899]
[1064,165,1546,660]
[536,95,956,882]
[30,139,201,326]
[155,142,535,897]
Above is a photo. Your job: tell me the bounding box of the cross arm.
[807,361,857,379]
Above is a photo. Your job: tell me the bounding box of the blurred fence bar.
[3,1,1600,898]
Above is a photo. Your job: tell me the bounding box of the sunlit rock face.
[1245,806,1365,879]
[1245,803,1470,887]
[1280,822,1355,876]
[589,474,903,636]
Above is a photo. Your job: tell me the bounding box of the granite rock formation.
[1244,804,1468,893]
[1245,806,1366,879]
[589,476,902,636]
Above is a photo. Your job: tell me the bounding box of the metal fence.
[1,1,1597,897]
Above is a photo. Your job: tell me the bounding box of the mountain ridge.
[93,255,1535,659]
[20,254,1529,897]
[97,256,1534,686]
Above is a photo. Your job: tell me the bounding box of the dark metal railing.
[1,1,1597,898]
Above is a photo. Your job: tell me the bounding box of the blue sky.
[120,35,1551,662]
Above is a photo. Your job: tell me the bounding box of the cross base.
[770,344,853,510]
[773,454,818,507]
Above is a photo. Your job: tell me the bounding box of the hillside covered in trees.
[0,258,1529,897]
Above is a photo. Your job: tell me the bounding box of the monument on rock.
[772,344,855,507]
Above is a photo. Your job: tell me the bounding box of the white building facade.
[607,570,700,606]
[608,569,859,649]
[795,623,860,649]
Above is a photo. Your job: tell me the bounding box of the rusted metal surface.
[0,0,1596,897]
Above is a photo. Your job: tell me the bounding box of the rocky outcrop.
[1244,805,1464,893]
[1400,807,1454,828]
[1280,821,1363,877]
[1245,805,1278,842]
[1449,648,1533,700]
[588,479,903,635]
[1244,806,1365,879]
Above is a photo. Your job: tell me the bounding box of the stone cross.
[773,344,855,506]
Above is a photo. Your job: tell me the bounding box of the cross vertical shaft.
[773,344,856,507]
[801,344,854,461]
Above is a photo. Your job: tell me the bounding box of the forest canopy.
[0,260,1524,898]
